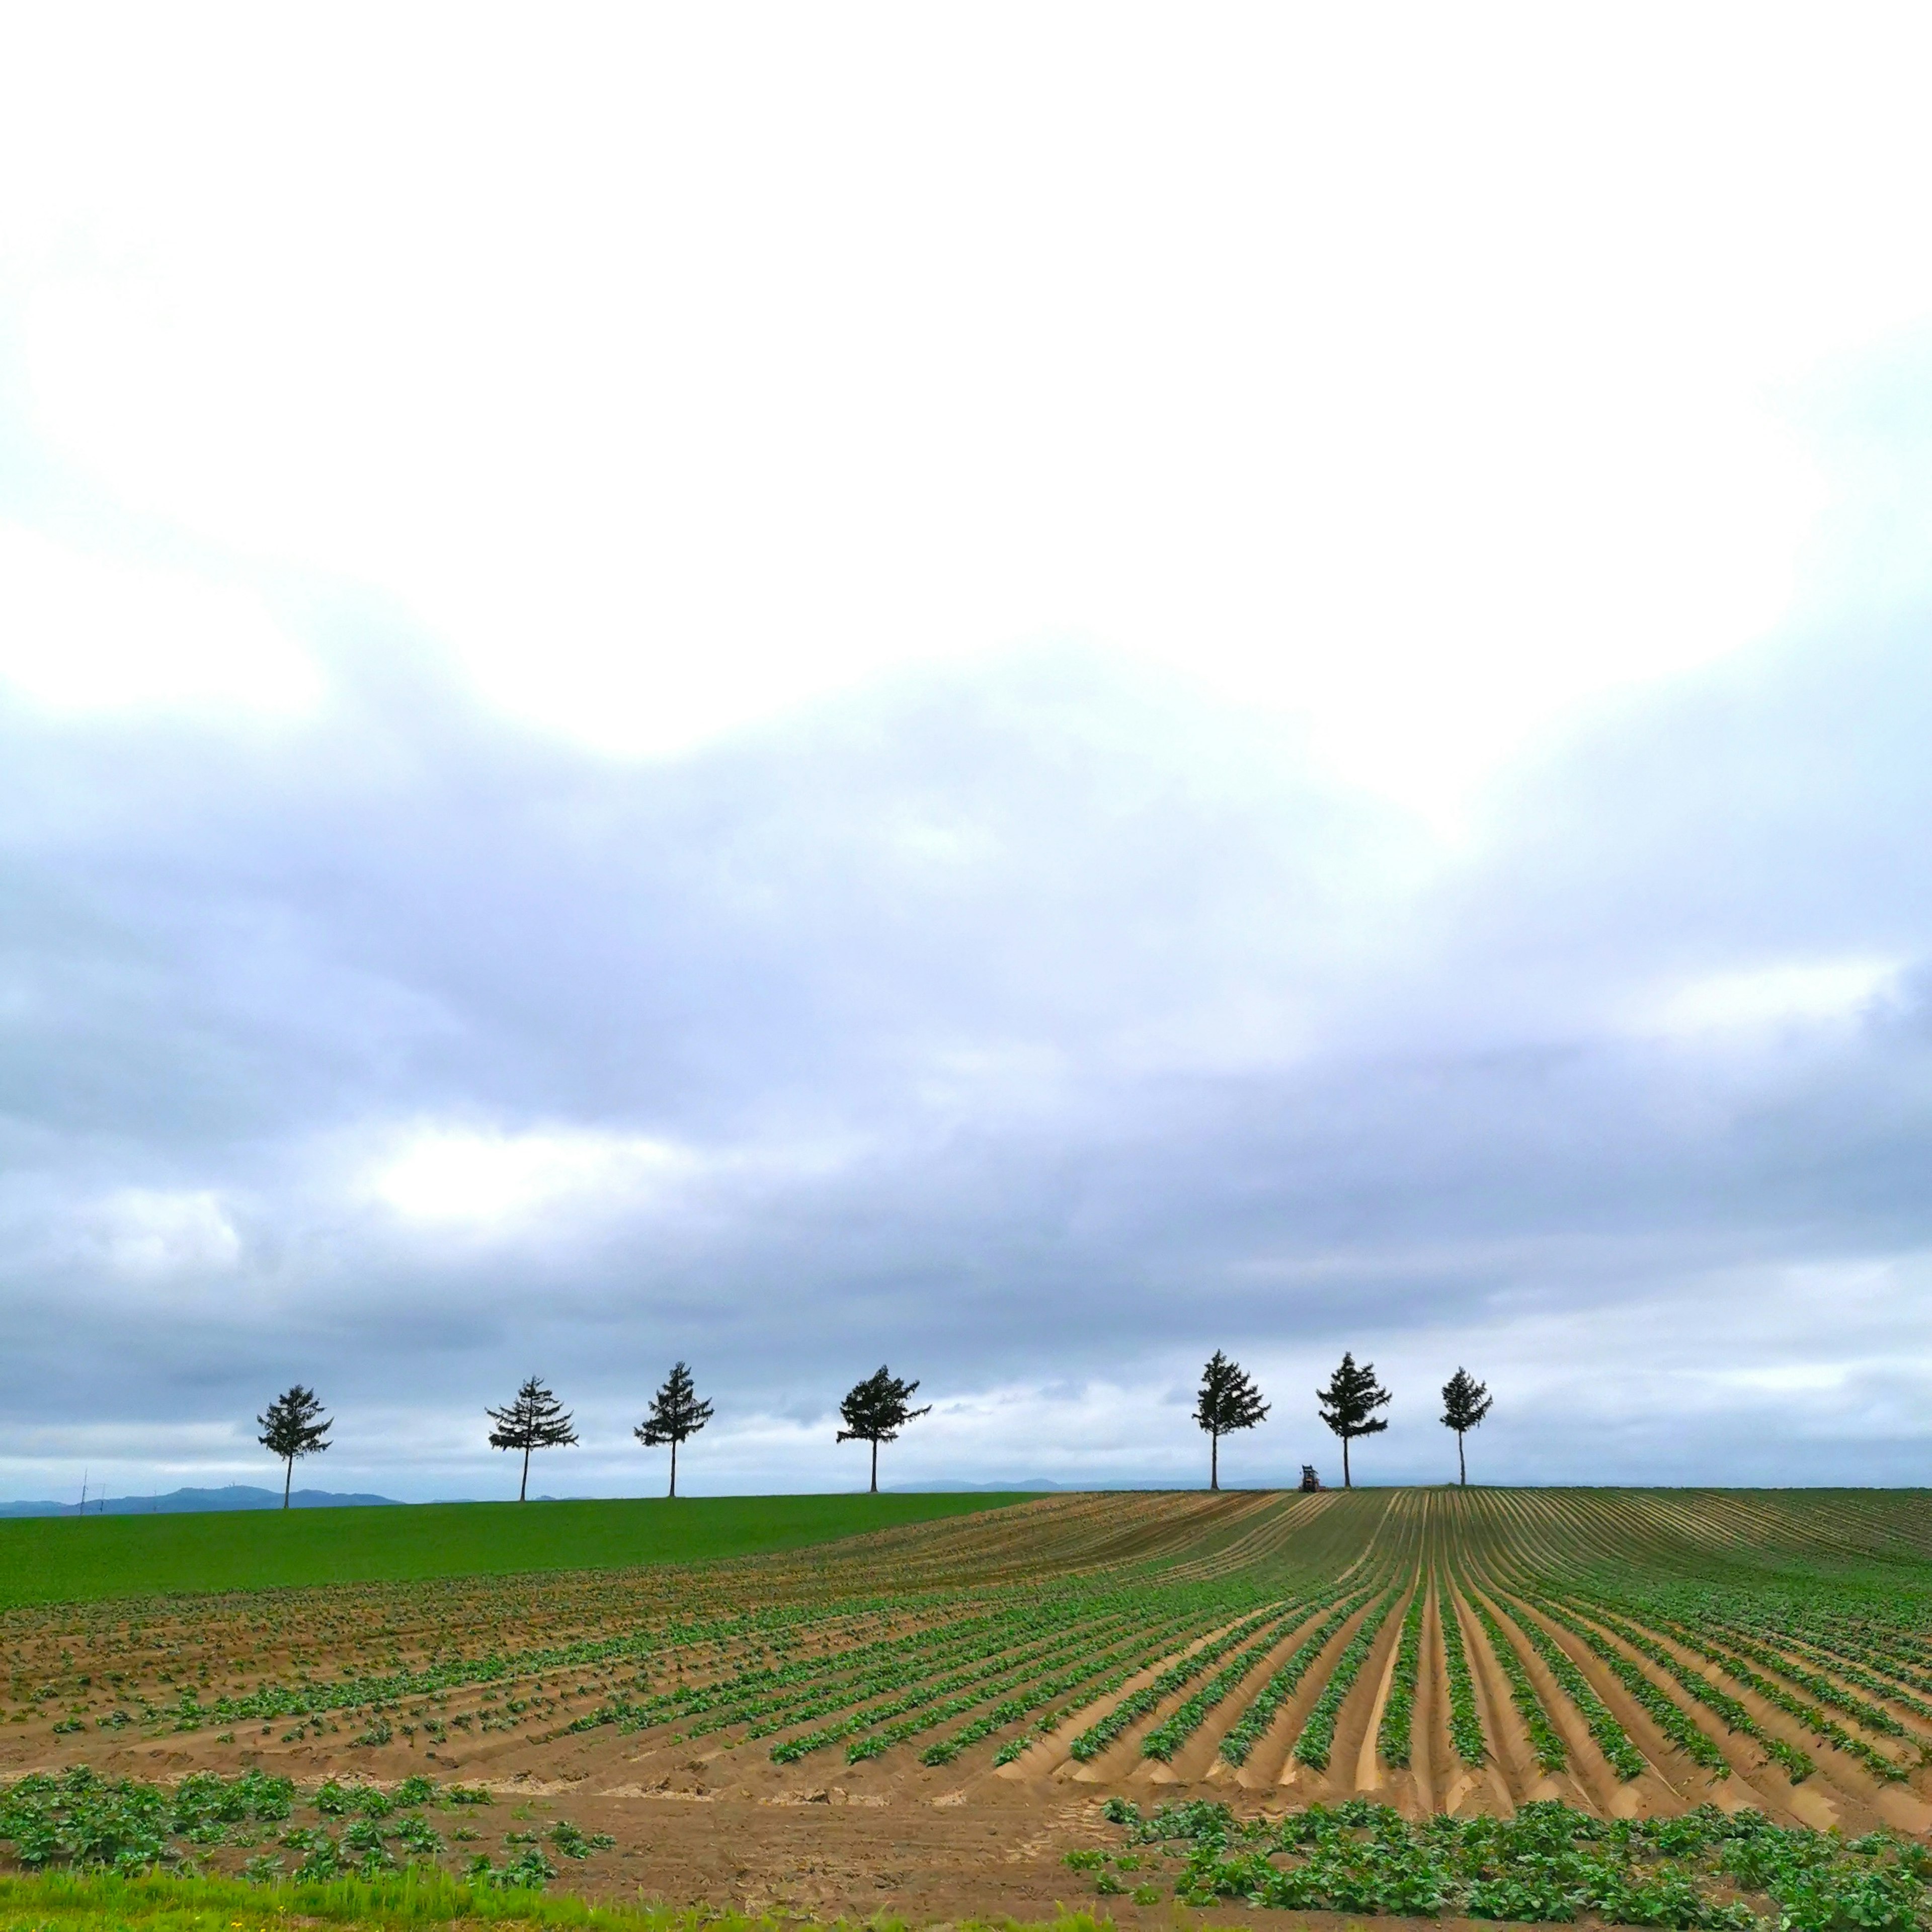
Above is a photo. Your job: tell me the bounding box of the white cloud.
[369,1124,690,1228]
[92,1189,242,1277]
[5,9,1928,819]
[1638,957,1900,1035]
[0,526,322,719]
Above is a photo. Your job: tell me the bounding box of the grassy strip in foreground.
[0,1494,1029,1609]
[0,1870,1118,1932]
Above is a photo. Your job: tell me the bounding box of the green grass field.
[0,1492,1027,1609]
[0,1869,1101,1932]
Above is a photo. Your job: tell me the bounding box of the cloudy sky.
[4,6,1931,1502]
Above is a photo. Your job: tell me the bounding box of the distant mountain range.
[0,1485,402,1518]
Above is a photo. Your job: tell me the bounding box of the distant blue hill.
[0,1485,403,1518]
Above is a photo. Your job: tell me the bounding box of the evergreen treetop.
[1192,1350,1269,1490]
[1315,1351,1392,1488]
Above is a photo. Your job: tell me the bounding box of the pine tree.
[1192,1350,1270,1491]
[487,1376,579,1501]
[1439,1366,1494,1486]
[1315,1351,1391,1489]
[634,1361,714,1497]
[257,1385,332,1508]
[836,1365,931,1493]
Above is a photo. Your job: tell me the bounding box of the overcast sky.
[4,6,1932,1502]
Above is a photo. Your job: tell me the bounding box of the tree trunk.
[520,1441,531,1502]
[869,1438,878,1493]
[1458,1431,1466,1485]
[669,1437,678,1499]
[283,1458,292,1510]
[1343,1436,1351,1488]
[1211,1431,1219,1491]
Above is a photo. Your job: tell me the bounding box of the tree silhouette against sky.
[487,1376,578,1501]
[1316,1352,1391,1489]
[836,1365,931,1493]
[1440,1366,1494,1486]
[257,1385,331,1509]
[635,1360,713,1497]
[1193,1350,1269,1491]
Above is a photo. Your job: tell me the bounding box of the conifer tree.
[1193,1350,1269,1491]
[836,1365,931,1493]
[635,1360,713,1497]
[1315,1351,1391,1489]
[1439,1366,1494,1486]
[487,1376,579,1501]
[257,1385,332,1509]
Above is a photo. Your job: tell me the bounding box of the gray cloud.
[4,605,1931,1500]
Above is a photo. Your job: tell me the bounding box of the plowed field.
[8,1487,1932,1922]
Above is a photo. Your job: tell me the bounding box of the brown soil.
[9,1490,1932,1923]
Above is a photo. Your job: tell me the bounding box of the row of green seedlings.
[982,1595,1289,1771]
[776,1599,1164,1764]
[1644,1587,1932,1686]
[158,1599,829,1733]
[1096,1789,1932,1931]
[1375,1589,1425,1768]
[1660,1596,1932,1738]
[1069,1602,1311,1763]
[0,1766,598,1893]
[1772,1606,1932,1700]
[1467,1594,1565,1775]
[1768,1625,1932,1723]
[921,1603,1220,1767]
[1144,1588,1353,1763]
[1437,1577,1486,1766]
[1600,1606,1911,1784]
[571,1593,1013,1738]
[1485,1594,1647,1779]
[729,1599,1109,1744]
[1530,1599,1741,1779]
[1218,1590,1376,1768]
[565,1588,1082,1749]
[1292,1591,1401,1772]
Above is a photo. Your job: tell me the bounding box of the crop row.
[770,1614,1134,1763]
[759,1609,1129,1752]
[1292,1590,1398,1771]
[1437,1579,1485,1766]
[774,1600,1194,1765]
[1375,1590,1425,1768]
[1467,1595,1564,1773]
[1218,1591,1373,1767]
[919,1608,1212,1765]
[565,1589,1082,1741]
[1068,1602,1305,1763]
[1532,1600,1734,1776]
[1619,1612,1905,1783]
[1675,1613,1920,1738]
[1142,1605,1333,1762]
[1100,1790,1932,1932]
[1772,1629,1932,1721]
[1487,1594,1645,1779]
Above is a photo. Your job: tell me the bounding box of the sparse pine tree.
[836,1365,932,1493]
[1315,1351,1391,1489]
[635,1360,713,1497]
[257,1385,332,1509]
[487,1376,579,1501]
[1440,1366,1494,1486]
[1193,1350,1270,1491]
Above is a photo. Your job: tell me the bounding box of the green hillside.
[0,1491,1027,1608]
